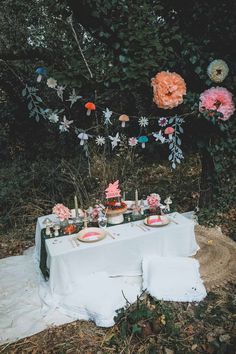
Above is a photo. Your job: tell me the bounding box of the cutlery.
[106,231,116,239]
[136,224,147,232]
[69,238,76,248]
[168,217,179,224]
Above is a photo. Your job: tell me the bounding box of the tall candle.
[135,189,139,207]
[74,196,79,217]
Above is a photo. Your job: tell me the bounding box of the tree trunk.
[199,148,216,207]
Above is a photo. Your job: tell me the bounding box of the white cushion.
[142,256,207,302]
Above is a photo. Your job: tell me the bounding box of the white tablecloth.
[35,213,199,296]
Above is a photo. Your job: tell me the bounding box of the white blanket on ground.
[142,256,207,302]
[0,247,141,345]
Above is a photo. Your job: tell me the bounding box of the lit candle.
[135,189,139,207]
[74,196,79,217]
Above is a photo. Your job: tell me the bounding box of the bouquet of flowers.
[52,203,71,221]
[147,193,161,210]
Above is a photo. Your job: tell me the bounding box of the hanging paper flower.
[85,102,96,116]
[199,87,235,121]
[152,131,166,143]
[103,108,113,125]
[48,113,59,123]
[47,78,57,88]
[109,133,120,150]
[96,136,106,146]
[151,71,186,109]
[78,132,89,145]
[158,117,168,127]
[128,137,138,147]
[139,116,149,127]
[207,60,229,83]
[59,116,74,132]
[67,89,82,107]
[138,135,148,148]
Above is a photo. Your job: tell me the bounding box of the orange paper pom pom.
[151,71,186,109]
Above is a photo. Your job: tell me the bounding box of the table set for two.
[35,211,199,296]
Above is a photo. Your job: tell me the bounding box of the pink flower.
[129,137,138,147]
[164,127,175,135]
[199,87,235,121]
[159,117,168,127]
[147,193,161,209]
[52,203,71,221]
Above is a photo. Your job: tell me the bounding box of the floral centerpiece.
[104,180,127,224]
[146,193,161,214]
[52,203,71,226]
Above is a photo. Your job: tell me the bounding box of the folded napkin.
[142,256,207,302]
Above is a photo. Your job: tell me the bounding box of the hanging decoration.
[59,116,74,132]
[85,102,96,116]
[128,137,138,147]
[22,64,235,170]
[119,114,129,127]
[138,136,149,148]
[103,108,113,125]
[207,59,229,83]
[151,71,186,109]
[35,67,47,82]
[109,133,121,150]
[138,116,149,127]
[78,132,89,145]
[95,136,106,146]
[199,87,235,121]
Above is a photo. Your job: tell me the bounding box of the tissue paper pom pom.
[207,59,229,83]
[151,71,186,109]
[199,87,235,121]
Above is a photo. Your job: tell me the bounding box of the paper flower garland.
[48,113,59,123]
[151,71,186,109]
[153,130,166,143]
[103,108,113,125]
[129,137,138,147]
[67,89,82,107]
[159,117,168,127]
[109,133,120,149]
[207,60,229,83]
[47,78,57,88]
[59,116,74,132]
[199,87,235,121]
[85,102,96,116]
[96,136,105,146]
[139,116,149,127]
[78,132,89,145]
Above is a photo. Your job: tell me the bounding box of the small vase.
[60,219,69,228]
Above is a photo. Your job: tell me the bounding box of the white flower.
[139,116,149,127]
[152,130,166,143]
[109,133,120,150]
[48,113,59,123]
[56,85,66,100]
[59,116,73,132]
[96,136,105,146]
[47,78,57,88]
[67,89,82,107]
[103,108,113,125]
[207,59,229,83]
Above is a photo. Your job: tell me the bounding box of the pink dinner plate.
[77,227,106,242]
[144,215,169,227]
